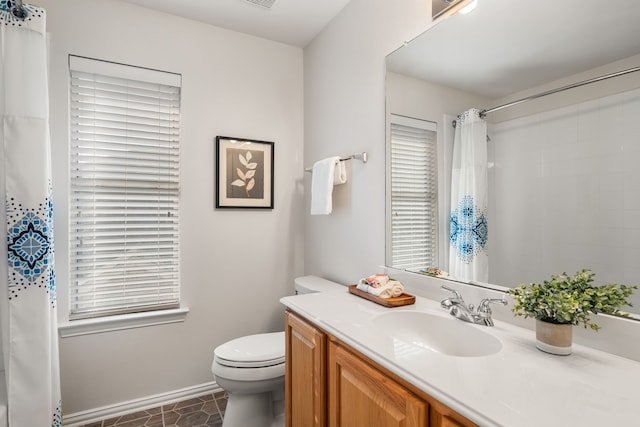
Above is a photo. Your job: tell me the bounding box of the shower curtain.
[0,4,62,426]
[449,108,489,283]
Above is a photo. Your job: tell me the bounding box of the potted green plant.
[508,269,636,355]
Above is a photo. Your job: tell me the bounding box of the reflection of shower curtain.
[449,108,488,283]
[0,5,62,426]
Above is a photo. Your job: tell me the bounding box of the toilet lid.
[214,331,285,368]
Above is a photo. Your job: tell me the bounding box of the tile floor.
[80,391,228,427]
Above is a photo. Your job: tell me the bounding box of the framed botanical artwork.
[215,136,274,209]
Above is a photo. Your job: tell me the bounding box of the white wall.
[303,0,432,284]
[386,72,491,121]
[40,0,304,415]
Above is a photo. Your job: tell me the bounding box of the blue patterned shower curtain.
[449,108,489,283]
[0,4,62,426]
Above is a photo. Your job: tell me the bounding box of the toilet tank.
[294,276,347,294]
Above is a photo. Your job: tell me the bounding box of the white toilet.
[212,332,286,427]
[211,276,345,427]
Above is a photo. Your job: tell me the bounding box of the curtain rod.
[482,66,640,116]
[452,66,640,127]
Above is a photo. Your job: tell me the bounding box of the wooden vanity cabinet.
[285,310,478,427]
[328,340,428,426]
[285,311,327,427]
[431,409,471,427]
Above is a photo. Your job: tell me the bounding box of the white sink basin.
[372,311,502,357]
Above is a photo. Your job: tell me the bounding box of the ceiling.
[122,0,352,47]
[387,0,640,99]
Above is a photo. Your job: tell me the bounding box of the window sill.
[58,307,189,338]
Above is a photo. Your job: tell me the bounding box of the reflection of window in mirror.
[388,114,438,272]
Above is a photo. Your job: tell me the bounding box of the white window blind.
[390,115,438,272]
[69,56,181,320]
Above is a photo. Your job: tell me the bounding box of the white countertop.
[281,290,640,427]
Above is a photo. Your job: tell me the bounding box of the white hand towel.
[333,160,347,185]
[356,281,371,293]
[355,282,385,297]
[387,280,405,297]
[356,283,395,298]
[311,156,341,215]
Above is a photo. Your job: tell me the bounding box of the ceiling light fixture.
[459,0,478,14]
[432,0,477,20]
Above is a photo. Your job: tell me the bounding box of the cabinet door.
[430,405,477,427]
[438,416,466,427]
[285,311,327,427]
[328,341,428,427]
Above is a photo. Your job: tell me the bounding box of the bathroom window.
[68,55,181,320]
[388,115,438,272]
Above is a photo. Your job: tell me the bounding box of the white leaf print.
[247,178,255,191]
[246,170,256,179]
[237,168,246,180]
[247,162,258,170]
[231,179,245,187]
[246,151,252,161]
[239,154,248,167]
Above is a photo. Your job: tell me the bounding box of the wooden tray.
[348,284,416,307]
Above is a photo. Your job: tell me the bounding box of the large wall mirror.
[385,0,640,316]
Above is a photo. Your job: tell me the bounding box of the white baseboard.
[63,381,222,427]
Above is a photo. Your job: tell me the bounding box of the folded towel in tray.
[356,275,404,298]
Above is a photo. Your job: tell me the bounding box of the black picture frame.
[215,136,274,209]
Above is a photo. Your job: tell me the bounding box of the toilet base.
[271,413,285,427]
[222,391,284,427]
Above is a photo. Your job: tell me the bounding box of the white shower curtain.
[0,4,62,426]
[449,108,489,283]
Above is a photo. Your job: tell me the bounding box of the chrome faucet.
[440,285,465,309]
[440,285,507,327]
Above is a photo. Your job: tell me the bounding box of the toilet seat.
[214,331,285,368]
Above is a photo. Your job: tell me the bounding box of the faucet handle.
[477,297,507,314]
[477,298,507,327]
[441,285,463,300]
[440,285,465,310]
